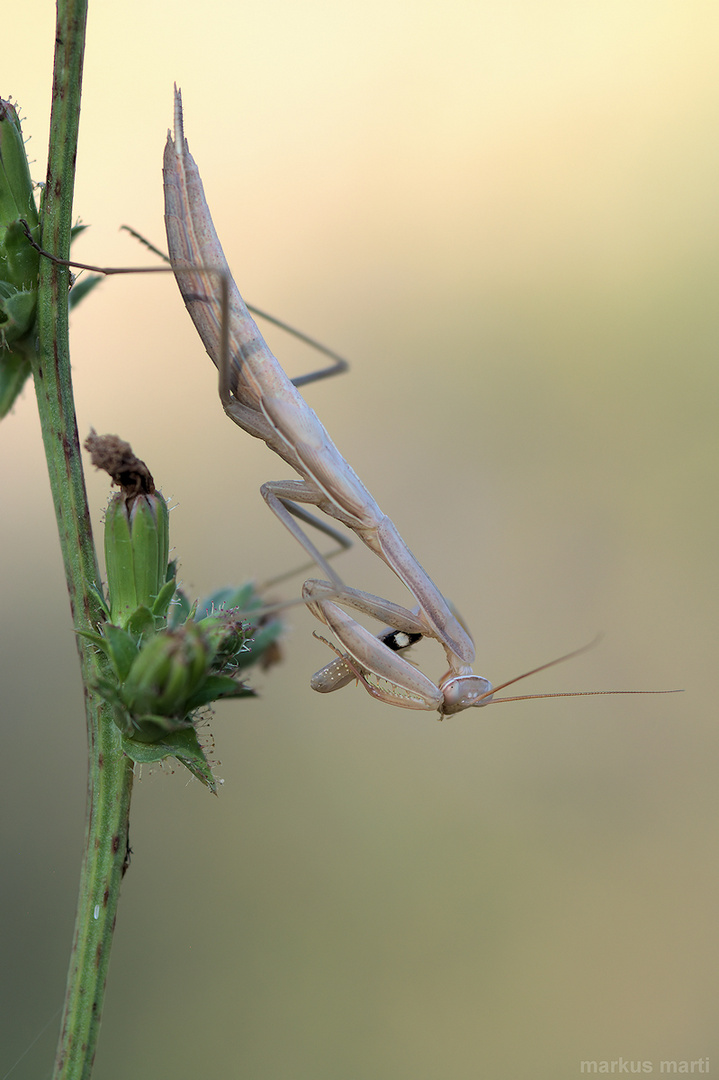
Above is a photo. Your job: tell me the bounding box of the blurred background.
[2,1,717,1077]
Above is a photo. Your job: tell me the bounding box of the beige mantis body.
[162,88,679,716]
[163,89,493,715]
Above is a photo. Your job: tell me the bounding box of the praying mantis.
[162,87,677,717]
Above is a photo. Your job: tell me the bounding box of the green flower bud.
[119,623,211,731]
[105,490,170,627]
[192,584,283,672]
[195,611,248,666]
[0,99,40,417]
[0,100,37,231]
[0,100,39,345]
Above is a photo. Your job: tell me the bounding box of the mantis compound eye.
[440,675,494,715]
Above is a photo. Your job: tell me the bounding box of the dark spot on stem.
[122,835,132,877]
[111,834,121,855]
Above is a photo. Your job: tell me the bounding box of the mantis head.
[439,673,494,715]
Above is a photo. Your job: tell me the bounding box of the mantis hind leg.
[245,305,348,388]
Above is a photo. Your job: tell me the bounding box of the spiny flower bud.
[0,99,40,417]
[0,103,104,418]
[195,612,248,665]
[0,100,37,237]
[82,434,285,787]
[120,623,209,726]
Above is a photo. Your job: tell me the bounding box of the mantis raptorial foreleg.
[161,86,681,716]
[302,581,441,705]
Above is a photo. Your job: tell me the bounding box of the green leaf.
[103,622,140,680]
[68,273,102,309]
[235,619,283,670]
[0,349,30,418]
[185,674,255,712]
[152,577,178,620]
[132,713,194,740]
[125,605,155,637]
[70,222,90,243]
[120,726,217,793]
[87,581,111,618]
[194,582,258,619]
[76,628,110,653]
[168,728,218,791]
[0,278,37,345]
[168,588,192,628]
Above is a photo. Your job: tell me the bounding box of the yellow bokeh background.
[1,2,717,1078]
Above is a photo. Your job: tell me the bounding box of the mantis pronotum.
[162,87,680,717]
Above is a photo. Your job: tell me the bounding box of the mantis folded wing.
[162,87,681,716]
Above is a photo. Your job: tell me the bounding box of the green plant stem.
[29,2,134,1078]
